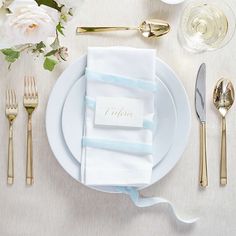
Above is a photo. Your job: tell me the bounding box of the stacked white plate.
[46,55,191,193]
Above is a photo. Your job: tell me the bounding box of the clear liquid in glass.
[179,1,235,52]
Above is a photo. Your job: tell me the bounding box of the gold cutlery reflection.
[213,79,235,185]
[76,19,170,38]
[24,76,38,185]
[5,89,18,185]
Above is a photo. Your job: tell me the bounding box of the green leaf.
[56,22,65,36]
[36,41,46,50]
[32,41,46,53]
[1,48,20,63]
[43,57,58,71]
[45,49,58,57]
[50,37,60,50]
[35,0,60,10]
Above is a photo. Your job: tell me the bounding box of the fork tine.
[10,89,13,107]
[6,89,9,108]
[24,76,27,97]
[34,77,38,97]
[28,76,31,97]
[32,76,37,97]
[8,90,10,105]
[35,84,38,97]
[30,76,33,97]
[11,89,14,107]
[27,76,31,97]
[13,90,17,108]
[25,76,30,98]
[9,89,11,106]
[31,76,34,97]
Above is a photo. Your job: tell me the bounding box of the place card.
[95,97,144,128]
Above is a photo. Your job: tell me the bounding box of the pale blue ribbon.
[117,187,198,224]
[82,137,152,155]
[85,96,154,130]
[86,69,157,92]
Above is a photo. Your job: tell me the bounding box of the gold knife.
[195,63,208,187]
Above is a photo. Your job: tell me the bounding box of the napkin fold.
[81,47,156,186]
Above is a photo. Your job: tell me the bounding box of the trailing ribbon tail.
[116,187,199,224]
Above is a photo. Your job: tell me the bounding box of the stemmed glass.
[178,0,236,53]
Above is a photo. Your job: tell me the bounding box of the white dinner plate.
[61,76,176,167]
[46,55,191,193]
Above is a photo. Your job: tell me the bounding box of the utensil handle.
[200,122,208,187]
[220,117,227,185]
[26,115,33,185]
[76,26,137,34]
[7,122,14,185]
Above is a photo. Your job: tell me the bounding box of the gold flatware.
[5,89,18,185]
[213,79,235,185]
[76,19,170,38]
[24,76,38,185]
[195,63,208,187]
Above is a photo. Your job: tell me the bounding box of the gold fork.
[24,76,38,185]
[5,89,18,185]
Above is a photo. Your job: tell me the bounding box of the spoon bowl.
[213,79,235,117]
[138,19,170,38]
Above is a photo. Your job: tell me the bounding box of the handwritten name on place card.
[95,97,144,128]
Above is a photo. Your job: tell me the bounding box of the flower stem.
[18,44,33,53]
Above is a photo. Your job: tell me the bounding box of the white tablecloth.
[0,0,236,235]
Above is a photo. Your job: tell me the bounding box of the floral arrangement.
[0,0,75,71]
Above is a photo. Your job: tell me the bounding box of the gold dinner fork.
[24,76,38,185]
[5,89,18,185]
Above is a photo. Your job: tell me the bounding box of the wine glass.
[178,0,236,53]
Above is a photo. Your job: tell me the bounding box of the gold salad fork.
[5,89,18,185]
[24,76,38,185]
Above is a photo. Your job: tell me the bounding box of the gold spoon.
[213,78,235,185]
[76,19,170,38]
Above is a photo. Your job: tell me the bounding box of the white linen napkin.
[81,47,156,186]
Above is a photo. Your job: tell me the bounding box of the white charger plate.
[46,55,191,193]
[61,76,176,167]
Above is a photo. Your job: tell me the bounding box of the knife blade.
[195,63,208,187]
[195,63,206,122]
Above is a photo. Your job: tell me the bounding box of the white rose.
[0,0,59,48]
[0,0,3,8]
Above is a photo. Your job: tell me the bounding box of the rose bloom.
[0,0,59,48]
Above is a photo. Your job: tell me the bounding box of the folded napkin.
[81,47,156,186]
